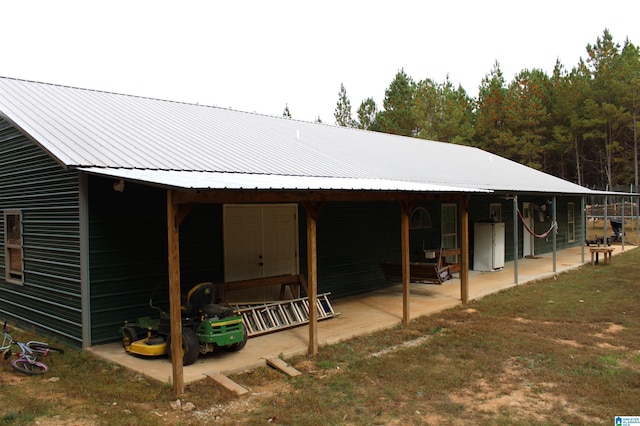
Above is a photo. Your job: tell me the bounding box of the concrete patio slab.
[87,244,635,385]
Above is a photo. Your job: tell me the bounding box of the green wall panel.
[0,118,82,344]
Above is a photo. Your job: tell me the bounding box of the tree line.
[332,29,639,191]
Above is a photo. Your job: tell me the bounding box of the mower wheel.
[121,326,139,347]
[167,327,200,366]
[223,324,248,352]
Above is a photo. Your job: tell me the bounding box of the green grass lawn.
[2,246,640,425]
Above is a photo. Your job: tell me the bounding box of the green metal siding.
[87,178,225,344]
[468,195,584,264]
[88,177,168,344]
[299,201,447,298]
[0,118,82,344]
[178,204,224,285]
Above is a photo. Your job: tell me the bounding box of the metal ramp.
[230,293,339,337]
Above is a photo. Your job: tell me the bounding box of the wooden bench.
[422,248,461,274]
[589,247,614,265]
[379,261,451,285]
[213,274,308,302]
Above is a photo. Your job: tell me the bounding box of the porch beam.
[173,189,465,205]
[167,190,184,397]
[175,203,195,227]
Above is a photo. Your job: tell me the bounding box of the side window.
[4,211,23,284]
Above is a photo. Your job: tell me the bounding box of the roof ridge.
[0,75,335,127]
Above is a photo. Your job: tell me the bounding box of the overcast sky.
[2,1,640,123]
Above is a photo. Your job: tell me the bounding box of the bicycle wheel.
[10,357,48,375]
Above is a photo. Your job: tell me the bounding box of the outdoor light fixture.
[113,179,125,192]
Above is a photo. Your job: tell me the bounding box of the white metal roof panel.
[0,77,594,195]
[78,167,490,192]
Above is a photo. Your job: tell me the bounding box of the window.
[441,204,458,263]
[410,207,432,229]
[489,203,502,222]
[567,202,576,242]
[4,211,23,284]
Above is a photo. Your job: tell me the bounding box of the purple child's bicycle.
[1,322,63,375]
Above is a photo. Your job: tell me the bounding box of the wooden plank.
[265,357,302,377]
[205,371,249,395]
[379,261,446,284]
[214,274,304,302]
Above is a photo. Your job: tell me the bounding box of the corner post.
[460,196,469,304]
[303,202,324,356]
[400,201,412,325]
[167,190,184,397]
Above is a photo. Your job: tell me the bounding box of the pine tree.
[475,61,514,155]
[334,83,356,127]
[505,68,552,170]
[584,29,630,188]
[617,39,640,189]
[376,69,417,136]
[357,98,377,130]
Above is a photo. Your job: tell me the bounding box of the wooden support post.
[400,201,412,325]
[166,190,184,397]
[460,196,469,304]
[303,202,324,356]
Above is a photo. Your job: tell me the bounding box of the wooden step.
[205,371,249,395]
[265,356,302,377]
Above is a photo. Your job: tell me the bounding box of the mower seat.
[184,282,235,319]
[202,304,235,318]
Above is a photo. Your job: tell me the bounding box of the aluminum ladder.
[231,293,339,337]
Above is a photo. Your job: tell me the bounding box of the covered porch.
[88,244,632,385]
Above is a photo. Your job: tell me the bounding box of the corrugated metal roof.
[0,77,593,194]
[78,167,489,192]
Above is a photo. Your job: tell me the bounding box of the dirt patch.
[551,338,583,348]
[176,378,290,424]
[592,322,624,338]
[447,358,590,423]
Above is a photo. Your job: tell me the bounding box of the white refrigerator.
[473,222,505,271]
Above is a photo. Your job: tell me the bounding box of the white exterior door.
[223,204,298,282]
[262,205,298,277]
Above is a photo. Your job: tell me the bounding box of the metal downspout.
[552,196,557,274]
[581,196,586,264]
[604,185,608,244]
[622,194,626,251]
[79,173,91,348]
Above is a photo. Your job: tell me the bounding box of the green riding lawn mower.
[119,282,247,365]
